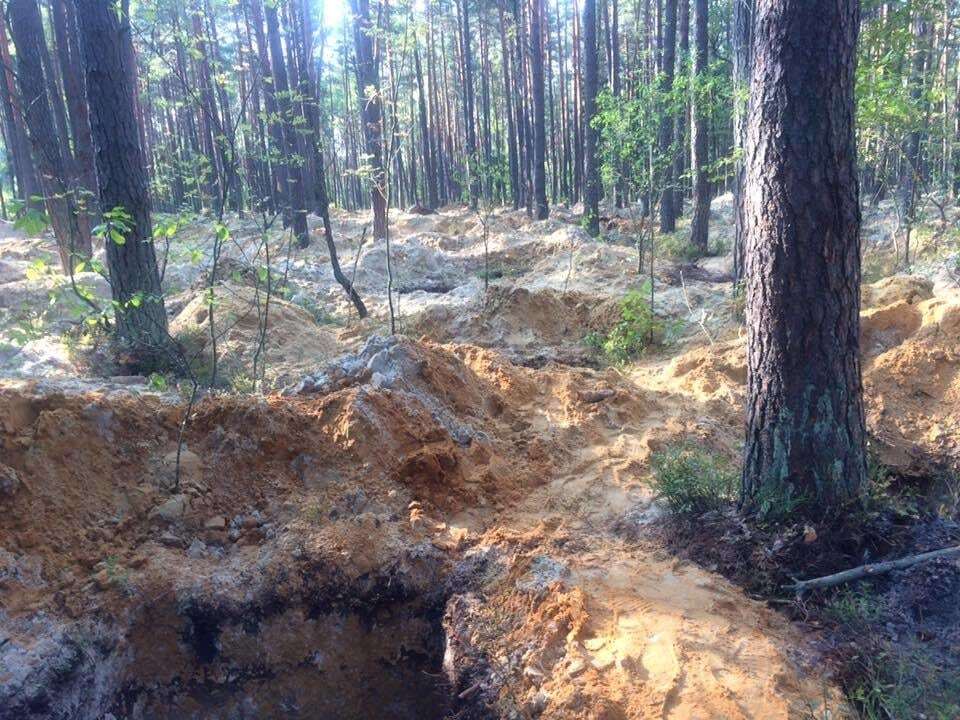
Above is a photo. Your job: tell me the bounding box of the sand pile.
[660,276,960,476]
[169,283,342,389]
[407,286,621,365]
[863,288,960,473]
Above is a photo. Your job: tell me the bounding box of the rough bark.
[74,0,170,366]
[51,0,98,216]
[741,0,866,513]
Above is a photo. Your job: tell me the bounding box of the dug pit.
[104,575,455,719]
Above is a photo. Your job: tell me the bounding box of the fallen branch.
[787,545,960,594]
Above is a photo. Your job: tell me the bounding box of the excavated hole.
[108,592,455,719]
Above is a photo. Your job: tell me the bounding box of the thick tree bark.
[582,0,599,236]
[74,0,170,367]
[741,0,866,513]
[657,0,677,233]
[530,0,549,219]
[731,0,754,282]
[688,0,710,254]
[9,0,91,270]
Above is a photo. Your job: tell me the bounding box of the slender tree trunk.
[414,43,437,210]
[741,0,866,513]
[52,0,97,218]
[530,0,549,219]
[265,2,309,247]
[459,0,479,208]
[689,0,710,254]
[74,0,170,367]
[0,8,39,206]
[658,0,677,233]
[498,1,521,209]
[674,0,689,213]
[954,50,960,201]
[349,0,388,243]
[582,0,600,236]
[9,0,91,270]
[731,0,755,282]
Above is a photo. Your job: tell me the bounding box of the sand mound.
[864,290,960,473]
[861,274,934,307]
[408,286,619,365]
[170,283,341,388]
[664,338,747,402]
[661,279,960,475]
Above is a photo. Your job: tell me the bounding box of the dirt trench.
[0,336,851,719]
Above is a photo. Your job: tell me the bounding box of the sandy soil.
[1,196,958,718]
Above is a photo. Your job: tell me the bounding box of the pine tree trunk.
[657,0,677,233]
[414,43,437,210]
[731,0,754,282]
[0,8,39,207]
[498,1,521,209]
[349,0,388,243]
[582,0,600,236]
[52,0,98,219]
[530,0,549,219]
[265,2,309,247]
[688,0,710,254]
[459,0,479,208]
[74,0,170,367]
[741,0,866,513]
[9,0,91,270]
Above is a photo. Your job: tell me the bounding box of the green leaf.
[109,228,126,245]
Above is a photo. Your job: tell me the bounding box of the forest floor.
[0,195,958,719]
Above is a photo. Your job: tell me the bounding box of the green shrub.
[657,232,701,262]
[649,443,739,513]
[586,284,679,363]
[147,372,170,392]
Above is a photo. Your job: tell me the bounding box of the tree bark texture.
[741,0,867,512]
[74,0,170,363]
